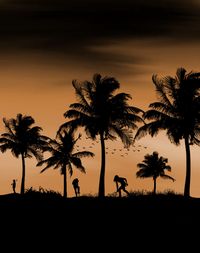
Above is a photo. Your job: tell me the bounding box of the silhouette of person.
[72,178,80,197]
[11,179,17,194]
[113,175,129,197]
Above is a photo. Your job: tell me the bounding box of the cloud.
[0,0,200,71]
[0,1,200,46]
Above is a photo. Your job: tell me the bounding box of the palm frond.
[110,125,133,148]
[116,113,144,128]
[136,168,153,178]
[64,109,89,119]
[28,147,43,162]
[69,103,91,115]
[72,79,90,109]
[127,106,144,114]
[73,151,94,158]
[58,119,83,134]
[160,174,175,181]
[0,133,16,141]
[93,73,102,87]
[0,143,13,153]
[144,109,172,121]
[100,75,120,95]
[82,80,94,101]
[191,136,200,146]
[70,157,86,173]
[66,163,73,176]
[110,93,132,104]
[134,121,164,140]
[2,117,15,136]
[134,124,149,140]
[149,102,175,116]
[152,74,173,108]
[137,163,149,169]
[176,67,186,83]
[0,137,15,145]
[38,157,60,173]
[187,72,200,79]
[166,127,182,145]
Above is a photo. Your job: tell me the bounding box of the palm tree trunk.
[98,131,106,197]
[184,137,191,197]
[63,165,67,198]
[153,177,156,195]
[20,153,26,194]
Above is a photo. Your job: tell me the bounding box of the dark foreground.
[0,193,199,250]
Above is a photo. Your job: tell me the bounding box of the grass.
[0,190,198,248]
[25,186,63,199]
[0,189,194,218]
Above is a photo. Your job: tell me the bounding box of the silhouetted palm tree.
[136,151,175,194]
[0,114,48,194]
[37,129,94,198]
[60,73,143,197]
[135,68,200,197]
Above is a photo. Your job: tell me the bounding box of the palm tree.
[37,129,94,198]
[136,151,175,194]
[135,68,200,197]
[0,113,48,194]
[60,73,143,197]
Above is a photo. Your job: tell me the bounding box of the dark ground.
[0,193,199,250]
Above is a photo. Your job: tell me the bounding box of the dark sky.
[0,0,200,55]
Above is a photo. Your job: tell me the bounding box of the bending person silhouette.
[113,175,129,197]
[72,178,80,197]
[11,179,17,194]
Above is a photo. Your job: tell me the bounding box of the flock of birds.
[74,135,148,157]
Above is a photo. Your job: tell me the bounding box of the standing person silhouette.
[72,178,80,197]
[11,179,17,194]
[113,175,129,197]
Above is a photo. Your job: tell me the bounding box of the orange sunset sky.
[0,0,200,197]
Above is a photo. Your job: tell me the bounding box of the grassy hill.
[0,191,198,249]
[0,191,199,226]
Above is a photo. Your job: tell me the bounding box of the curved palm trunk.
[20,153,26,194]
[63,164,67,198]
[153,177,157,195]
[98,131,106,197]
[184,137,191,197]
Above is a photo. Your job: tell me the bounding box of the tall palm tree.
[37,129,94,198]
[60,73,143,197]
[136,151,175,194]
[0,113,48,194]
[135,68,200,197]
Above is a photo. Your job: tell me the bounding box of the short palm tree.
[0,114,48,194]
[136,151,175,194]
[60,73,143,197]
[37,129,94,198]
[135,68,200,197]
